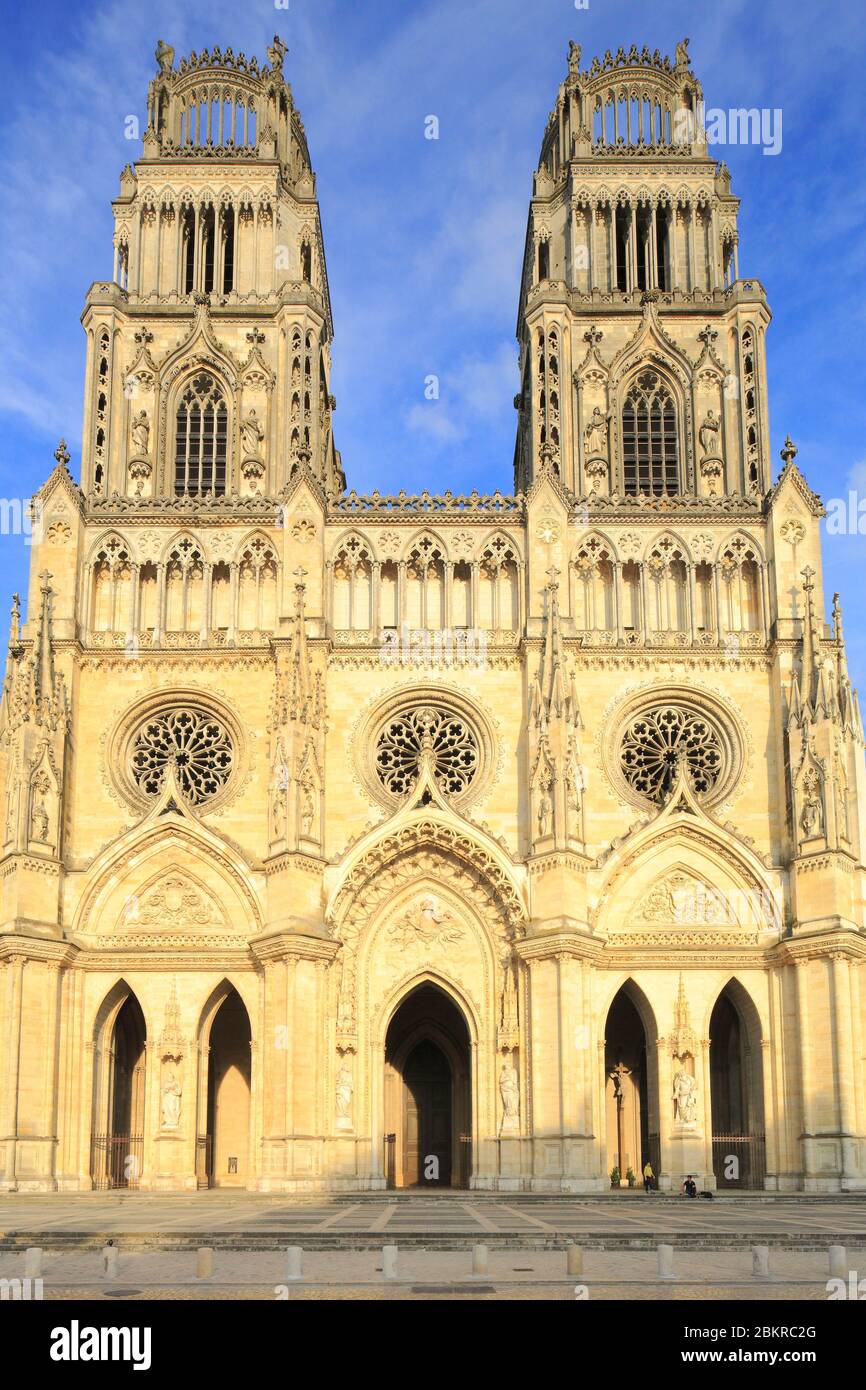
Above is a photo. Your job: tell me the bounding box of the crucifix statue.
[609,1061,631,1181]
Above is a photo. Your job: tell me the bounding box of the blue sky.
[1,0,865,682]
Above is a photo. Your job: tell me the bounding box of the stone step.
[1,1230,864,1253]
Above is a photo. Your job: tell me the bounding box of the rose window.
[374,705,479,798]
[619,703,724,803]
[130,708,234,804]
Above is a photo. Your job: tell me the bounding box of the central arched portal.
[384,984,471,1189]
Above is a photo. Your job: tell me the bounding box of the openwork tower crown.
[145,35,302,165]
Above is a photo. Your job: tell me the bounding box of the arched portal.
[710,981,765,1188]
[604,984,659,1185]
[384,983,471,1189]
[91,987,146,1190]
[201,986,252,1188]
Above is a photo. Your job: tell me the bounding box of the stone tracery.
[130,706,235,803]
[619,701,724,803]
[374,705,479,799]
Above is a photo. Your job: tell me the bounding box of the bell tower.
[513,38,770,503]
[80,35,343,502]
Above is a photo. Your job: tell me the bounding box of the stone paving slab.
[2,1193,865,1253]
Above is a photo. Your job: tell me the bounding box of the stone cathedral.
[1,35,864,1196]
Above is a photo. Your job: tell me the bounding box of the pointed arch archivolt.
[704,973,766,1044]
[326,812,527,944]
[73,812,264,945]
[90,976,149,1046]
[598,973,660,1041]
[355,877,496,1092]
[594,818,780,946]
[196,975,257,1047]
[326,810,527,1090]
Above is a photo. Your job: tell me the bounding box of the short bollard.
[751,1245,770,1279]
[657,1244,674,1279]
[829,1245,848,1279]
[24,1248,42,1279]
[196,1247,213,1280]
[472,1244,488,1277]
[382,1245,398,1280]
[102,1243,118,1279]
[287,1247,303,1282]
[566,1244,583,1277]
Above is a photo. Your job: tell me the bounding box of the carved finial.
[246,328,266,345]
[546,565,561,590]
[801,564,815,593]
[134,327,154,345]
[780,436,798,466]
[583,324,603,348]
[833,593,844,644]
[54,439,70,469]
[9,593,20,646]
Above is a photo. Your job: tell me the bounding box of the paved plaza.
[1,1193,864,1298]
[2,1191,865,1247]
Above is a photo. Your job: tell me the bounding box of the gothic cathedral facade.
[1,36,865,1194]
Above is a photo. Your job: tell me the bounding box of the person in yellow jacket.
[642,1160,654,1193]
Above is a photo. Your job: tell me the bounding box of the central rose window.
[130,707,234,804]
[618,702,727,804]
[375,705,479,797]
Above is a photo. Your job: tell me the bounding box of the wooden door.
[402,1039,452,1187]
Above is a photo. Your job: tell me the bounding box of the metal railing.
[90,1134,143,1190]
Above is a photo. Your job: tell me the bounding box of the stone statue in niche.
[583,405,609,458]
[836,768,850,841]
[537,786,552,839]
[698,409,723,494]
[299,772,316,838]
[672,1067,697,1126]
[241,408,265,461]
[800,768,824,838]
[499,1057,520,1131]
[272,779,287,841]
[698,409,721,460]
[161,1071,182,1129]
[130,410,150,459]
[5,767,19,844]
[240,408,267,493]
[335,1063,353,1128]
[29,771,51,843]
[566,757,582,814]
